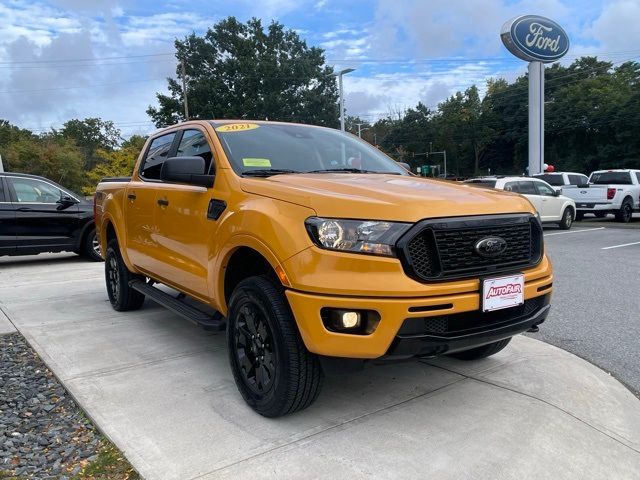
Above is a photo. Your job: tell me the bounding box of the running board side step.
[128,279,225,331]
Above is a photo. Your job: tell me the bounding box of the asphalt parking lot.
[531,221,640,396]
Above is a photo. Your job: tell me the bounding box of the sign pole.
[528,61,544,175]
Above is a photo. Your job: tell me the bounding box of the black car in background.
[0,172,102,261]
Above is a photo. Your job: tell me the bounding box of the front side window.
[0,178,5,202]
[140,132,177,180]
[535,182,556,196]
[635,172,640,184]
[176,129,214,174]
[8,177,62,203]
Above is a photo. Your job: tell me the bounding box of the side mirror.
[160,156,214,188]
[397,162,411,171]
[56,195,78,209]
[554,189,561,196]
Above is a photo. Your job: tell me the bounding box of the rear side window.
[568,174,587,185]
[140,133,177,180]
[504,181,519,192]
[517,181,538,195]
[464,180,496,188]
[590,172,632,185]
[176,129,214,174]
[535,174,563,186]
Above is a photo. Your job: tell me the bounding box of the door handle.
[127,193,137,200]
[16,207,32,212]
[157,199,169,207]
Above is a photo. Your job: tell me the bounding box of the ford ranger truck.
[95,120,553,417]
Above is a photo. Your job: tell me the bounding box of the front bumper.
[285,274,553,359]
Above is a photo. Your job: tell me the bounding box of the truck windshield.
[534,174,563,186]
[212,122,407,176]
[590,172,632,185]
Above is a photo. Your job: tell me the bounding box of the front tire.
[227,275,323,417]
[105,240,145,311]
[82,228,104,262]
[558,207,573,230]
[615,198,633,223]
[449,338,512,360]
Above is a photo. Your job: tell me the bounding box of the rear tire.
[615,198,633,223]
[227,275,323,417]
[558,207,573,230]
[105,240,145,311]
[82,228,103,262]
[449,338,512,360]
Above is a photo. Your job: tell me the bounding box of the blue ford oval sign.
[501,15,569,63]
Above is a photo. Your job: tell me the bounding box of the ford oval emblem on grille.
[474,236,507,258]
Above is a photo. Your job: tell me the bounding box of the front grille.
[397,214,543,281]
[398,294,549,338]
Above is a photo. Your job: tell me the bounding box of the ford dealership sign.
[501,15,569,63]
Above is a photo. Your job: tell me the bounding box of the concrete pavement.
[1,253,639,479]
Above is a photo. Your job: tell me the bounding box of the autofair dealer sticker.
[482,274,524,312]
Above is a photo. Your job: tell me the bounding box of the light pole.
[337,68,355,131]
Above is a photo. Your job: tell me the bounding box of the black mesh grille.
[398,215,542,281]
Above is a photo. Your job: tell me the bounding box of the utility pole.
[180,59,190,121]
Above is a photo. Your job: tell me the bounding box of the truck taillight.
[607,188,616,200]
[93,193,97,219]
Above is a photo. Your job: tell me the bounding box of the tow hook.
[527,325,540,333]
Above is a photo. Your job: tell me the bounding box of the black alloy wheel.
[616,199,633,223]
[105,240,145,311]
[227,275,323,417]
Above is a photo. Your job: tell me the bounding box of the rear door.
[152,128,217,300]
[0,177,16,255]
[125,131,178,272]
[6,176,80,252]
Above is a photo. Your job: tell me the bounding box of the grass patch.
[71,440,139,480]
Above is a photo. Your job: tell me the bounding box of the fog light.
[341,311,360,329]
[321,308,381,335]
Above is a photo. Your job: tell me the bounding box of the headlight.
[305,217,411,257]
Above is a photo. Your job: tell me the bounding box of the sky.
[1,0,640,138]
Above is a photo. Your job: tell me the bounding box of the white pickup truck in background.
[560,169,640,222]
[533,172,589,192]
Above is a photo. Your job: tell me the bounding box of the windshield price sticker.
[215,123,260,133]
[243,158,271,167]
[482,274,524,312]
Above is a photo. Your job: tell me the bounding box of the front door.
[533,181,562,221]
[517,180,545,219]
[0,177,16,255]
[152,128,217,300]
[6,176,80,253]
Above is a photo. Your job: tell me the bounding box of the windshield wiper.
[242,168,300,177]
[306,168,402,175]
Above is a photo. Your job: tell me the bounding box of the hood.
[241,174,535,222]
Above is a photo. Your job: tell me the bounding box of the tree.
[59,118,122,170]
[147,17,339,127]
[83,135,147,194]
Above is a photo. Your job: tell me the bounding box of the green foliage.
[376,57,640,177]
[147,17,339,127]
[59,118,123,170]
[82,135,146,195]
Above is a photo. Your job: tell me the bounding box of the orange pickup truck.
[95,120,553,417]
